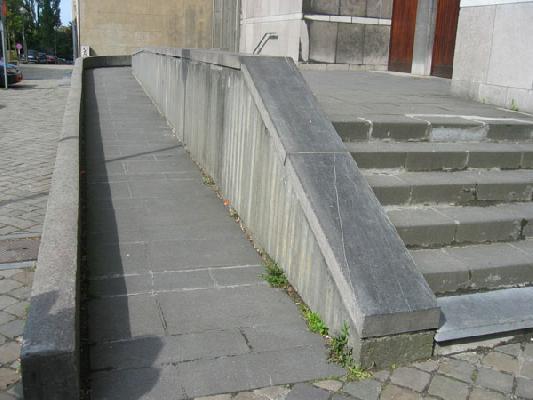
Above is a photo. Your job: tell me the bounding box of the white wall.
[239,0,303,60]
[452,1,533,112]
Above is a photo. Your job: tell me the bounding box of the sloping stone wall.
[133,48,439,368]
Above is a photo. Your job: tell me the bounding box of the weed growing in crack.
[262,257,288,288]
[202,174,215,186]
[301,306,329,336]
[329,322,371,381]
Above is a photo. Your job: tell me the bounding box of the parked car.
[37,52,47,64]
[0,62,23,86]
[46,55,57,64]
[57,57,66,64]
[27,49,38,64]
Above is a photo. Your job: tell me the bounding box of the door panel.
[388,0,419,73]
[431,0,460,78]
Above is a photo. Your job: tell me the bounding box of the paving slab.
[85,67,339,398]
[303,70,533,142]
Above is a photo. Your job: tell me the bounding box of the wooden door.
[431,0,460,78]
[388,0,419,73]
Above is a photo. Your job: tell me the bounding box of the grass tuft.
[329,322,371,381]
[202,174,215,186]
[301,306,329,336]
[262,258,288,288]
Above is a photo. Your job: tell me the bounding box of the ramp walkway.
[85,67,342,399]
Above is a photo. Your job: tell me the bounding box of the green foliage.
[329,322,371,381]
[202,174,214,186]
[262,258,288,288]
[4,0,71,58]
[302,306,329,336]
[511,99,519,112]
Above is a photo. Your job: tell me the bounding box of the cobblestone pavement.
[195,341,533,400]
[0,268,33,399]
[0,64,70,398]
[0,65,71,238]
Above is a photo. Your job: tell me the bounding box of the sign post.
[1,0,8,89]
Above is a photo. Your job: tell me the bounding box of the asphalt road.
[18,63,72,81]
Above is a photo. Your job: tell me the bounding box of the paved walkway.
[303,70,533,125]
[0,64,71,399]
[0,65,72,239]
[85,67,341,400]
[205,341,533,400]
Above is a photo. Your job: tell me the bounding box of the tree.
[55,23,71,58]
[4,0,71,58]
[36,0,60,52]
[5,0,38,51]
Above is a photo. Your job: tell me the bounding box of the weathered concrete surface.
[20,60,83,400]
[192,341,533,399]
[437,288,533,342]
[85,67,343,399]
[133,48,439,367]
[452,2,533,113]
[20,57,135,400]
[77,0,213,56]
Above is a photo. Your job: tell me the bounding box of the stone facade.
[239,0,392,69]
[452,0,533,113]
[73,0,213,56]
[304,0,392,67]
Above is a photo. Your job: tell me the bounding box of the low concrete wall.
[452,1,533,113]
[20,56,131,400]
[133,48,439,367]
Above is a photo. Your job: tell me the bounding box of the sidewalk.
[84,67,342,399]
[0,64,71,398]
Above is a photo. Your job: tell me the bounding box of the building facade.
[73,0,532,112]
[452,0,533,113]
[72,0,214,56]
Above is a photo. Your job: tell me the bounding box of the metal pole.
[1,19,8,89]
[22,23,26,62]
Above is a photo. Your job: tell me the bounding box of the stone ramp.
[84,67,342,399]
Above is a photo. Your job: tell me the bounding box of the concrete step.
[436,287,533,342]
[411,241,533,294]
[388,203,533,248]
[333,117,533,143]
[348,142,533,171]
[365,169,533,206]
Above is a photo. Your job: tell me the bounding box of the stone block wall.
[452,1,533,113]
[303,0,393,68]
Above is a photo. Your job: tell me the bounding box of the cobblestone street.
[196,341,533,400]
[0,64,71,398]
[0,65,71,238]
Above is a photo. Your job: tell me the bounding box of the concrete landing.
[84,68,342,399]
[303,71,533,141]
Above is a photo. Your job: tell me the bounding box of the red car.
[46,55,57,64]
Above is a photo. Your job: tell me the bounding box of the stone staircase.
[343,125,533,344]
